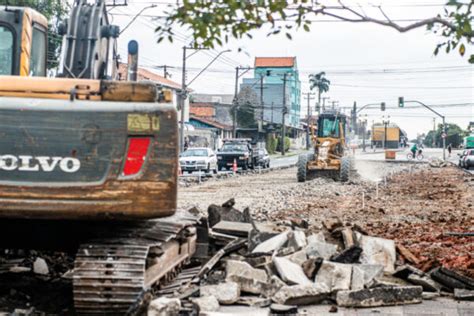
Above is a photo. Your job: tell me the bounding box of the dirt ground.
[179,163,474,276]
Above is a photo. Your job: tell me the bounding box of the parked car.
[179,148,217,173]
[253,148,270,168]
[217,139,254,171]
[458,149,474,169]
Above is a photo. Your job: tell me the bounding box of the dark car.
[217,139,253,171]
[458,149,474,169]
[253,148,270,168]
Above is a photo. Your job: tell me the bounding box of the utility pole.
[281,73,288,156]
[260,75,264,129]
[304,92,315,150]
[233,67,239,138]
[179,46,187,153]
[322,97,330,112]
[155,65,174,78]
[232,66,253,138]
[179,47,229,152]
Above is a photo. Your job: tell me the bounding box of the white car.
[179,148,218,173]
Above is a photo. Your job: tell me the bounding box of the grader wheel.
[340,156,351,182]
[297,154,308,182]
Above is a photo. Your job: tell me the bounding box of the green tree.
[309,72,330,112]
[157,1,473,63]
[0,0,69,69]
[236,86,258,128]
[423,123,465,147]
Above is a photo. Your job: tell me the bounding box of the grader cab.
[297,113,352,182]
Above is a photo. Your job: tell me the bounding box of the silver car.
[179,148,218,173]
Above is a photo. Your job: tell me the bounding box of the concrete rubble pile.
[148,198,474,315]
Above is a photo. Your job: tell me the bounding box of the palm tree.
[309,72,330,112]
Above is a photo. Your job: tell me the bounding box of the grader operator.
[297,112,352,182]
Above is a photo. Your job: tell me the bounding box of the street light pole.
[405,100,447,160]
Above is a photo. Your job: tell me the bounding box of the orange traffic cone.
[232,159,237,173]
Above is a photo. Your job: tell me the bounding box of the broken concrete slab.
[322,217,343,232]
[355,232,396,273]
[314,261,352,291]
[272,284,330,305]
[430,267,474,291]
[341,227,356,248]
[33,258,49,275]
[270,304,298,314]
[252,231,289,254]
[236,296,272,307]
[307,232,325,244]
[261,275,287,298]
[284,249,307,266]
[336,286,423,307]
[148,297,181,316]
[407,274,441,292]
[393,264,425,280]
[207,200,251,227]
[228,274,284,298]
[302,258,323,279]
[190,296,220,312]
[226,260,267,284]
[287,230,307,249]
[351,265,365,290]
[369,275,412,288]
[330,245,362,264]
[306,241,338,260]
[422,291,440,300]
[200,282,240,305]
[454,288,474,301]
[357,264,384,285]
[248,229,278,252]
[273,257,312,286]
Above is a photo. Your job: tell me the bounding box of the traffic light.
[398,96,404,108]
[381,102,386,111]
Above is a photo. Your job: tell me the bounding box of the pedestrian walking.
[448,143,452,157]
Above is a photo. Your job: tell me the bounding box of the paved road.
[219,298,473,315]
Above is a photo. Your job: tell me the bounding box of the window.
[0,25,14,75]
[319,118,340,138]
[30,26,46,76]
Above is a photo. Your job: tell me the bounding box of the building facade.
[240,57,301,128]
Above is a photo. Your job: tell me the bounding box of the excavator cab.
[297,112,352,182]
[0,6,48,76]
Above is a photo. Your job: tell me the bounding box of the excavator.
[0,1,197,314]
[297,112,352,182]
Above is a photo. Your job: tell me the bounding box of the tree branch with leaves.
[157,0,473,63]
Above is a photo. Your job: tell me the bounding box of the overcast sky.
[109,0,473,139]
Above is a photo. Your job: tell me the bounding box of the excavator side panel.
[0,96,178,220]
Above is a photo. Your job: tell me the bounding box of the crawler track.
[73,212,198,314]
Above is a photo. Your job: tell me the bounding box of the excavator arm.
[58,0,120,79]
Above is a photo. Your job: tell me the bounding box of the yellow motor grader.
[297,112,352,182]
